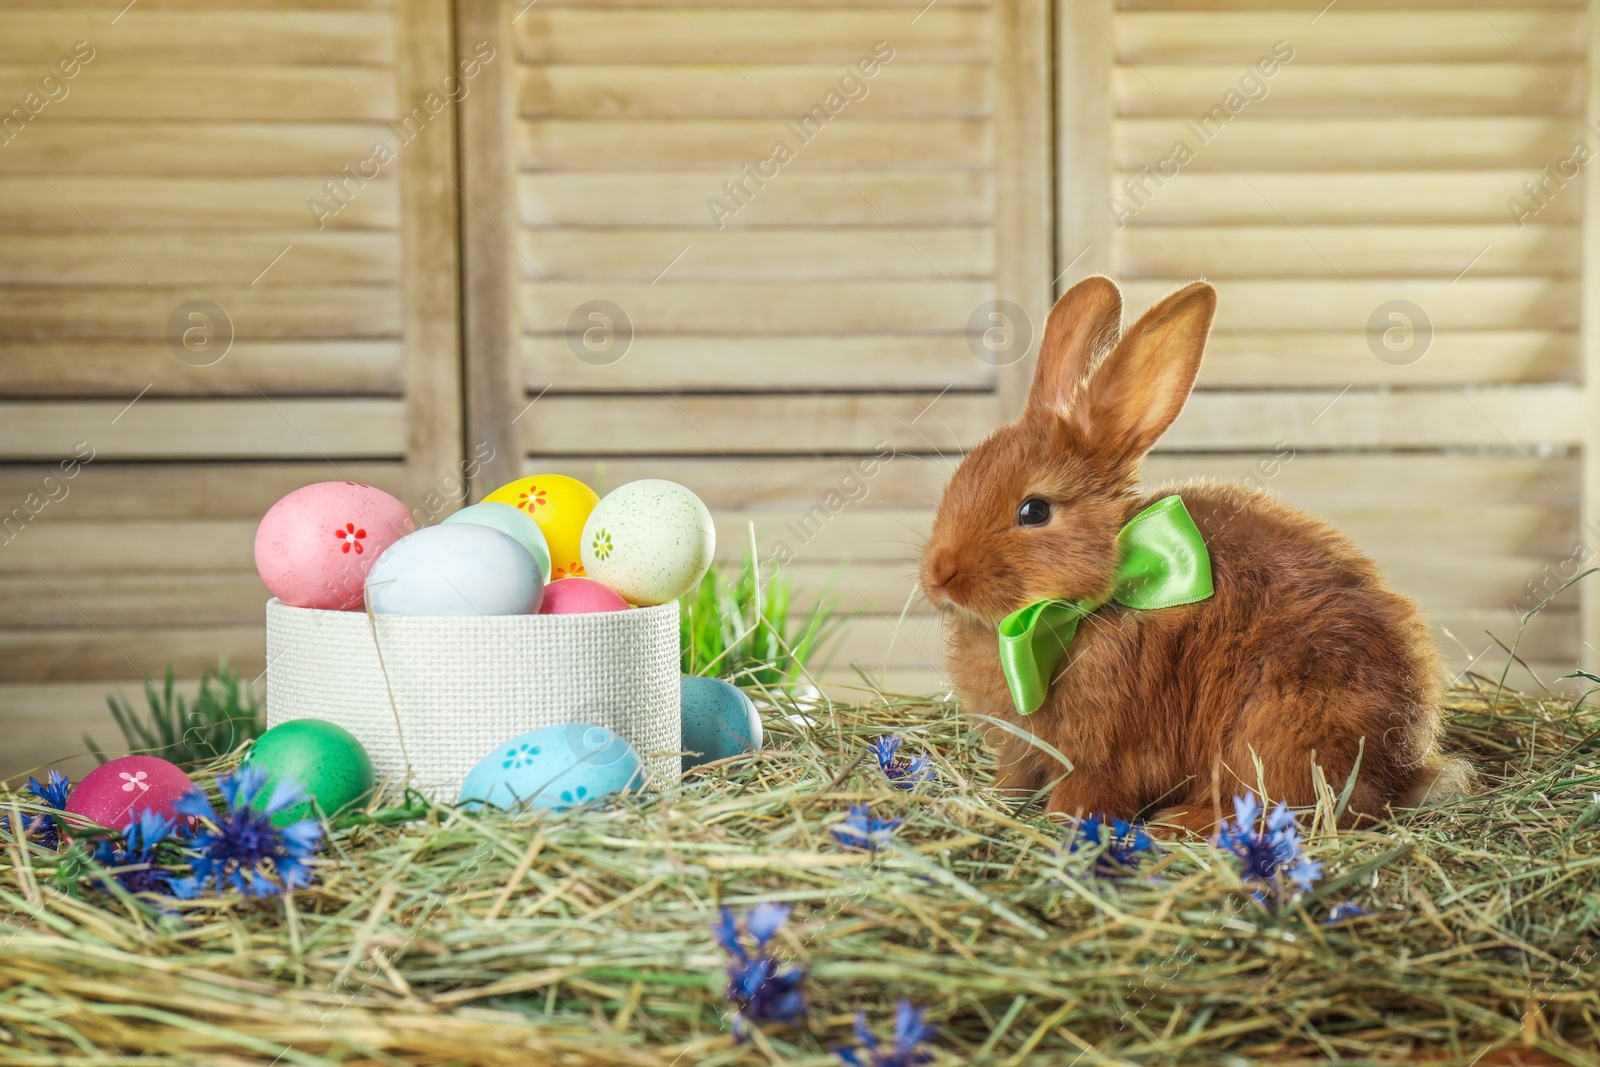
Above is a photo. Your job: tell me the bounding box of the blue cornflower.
[89,809,186,897]
[3,770,73,850]
[837,1000,938,1067]
[1325,901,1368,925]
[870,736,936,790]
[712,902,808,1039]
[1216,793,1323,905]
[831,803,903,852]
[169,766,322,899]
[1068,814,1157,877]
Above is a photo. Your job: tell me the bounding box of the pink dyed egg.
[255,482,414,610]
[539,577,629,615]
[65,755,194,832]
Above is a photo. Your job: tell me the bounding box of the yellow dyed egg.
[483,474,599,580]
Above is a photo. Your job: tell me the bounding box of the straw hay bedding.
[1,683,1597,1067]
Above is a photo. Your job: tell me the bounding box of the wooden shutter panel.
[464,0,1052,692]
[1063,0,1595,691]
[0,0,462,759]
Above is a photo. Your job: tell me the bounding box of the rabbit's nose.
[927,552,960,590]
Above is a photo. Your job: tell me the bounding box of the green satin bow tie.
[997,495,1214,716]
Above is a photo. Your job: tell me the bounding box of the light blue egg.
[442,501,552,580]
[680,676,762,773]
[459,723,644,810]
[366,524,542,615]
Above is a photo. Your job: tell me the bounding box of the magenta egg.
[65,755,195,832]
[538,577,629,615]
[255,482,414,610]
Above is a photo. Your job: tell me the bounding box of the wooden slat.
[0,123,403,175]
[525,0,991,6]
[1370,555,1575,610]
[514,11,989,62]
[520,393,994,455]
[1114,64,1583,118]
[0,65,394,120]
[1116,119,1576,171]
[0,286,399,339]
[0,574,266,628]
[0,12,394,63]
[1115,12,1584,62]
[396,0,464,504]
[529,456,957,509]
[7,499,1572,576]
[524,453,1580,512]
[833,615,945,671]
[1119,226,1579,280]
[745,556,1568,615]
[1432,610,1579,664]
[2,681,152,784]
[1582,0,1600,672]
[458,0,524,498]
[1166,386,1583,450]
[0,462,407,519]
[0,628,264,682]
[522,173,994,226]
[0,522,257,572]
[1118,172,1580,226]
[709,509,929,565]
[1121,0,1582,8]
[703,499,1582,567]
[0,399,407,460]
[527,335,992,392]
[1329,506,1577,559]
[1144,453,1579,508]
[1197,332,1578,387]
[0,232,401,285]
[520,119,991,171]
[1056,0,1116,280]
[521,228,994,281]
[0,176,399,230]
[523,281,992,333]
[43,0,394,8]
[519,65,990,118]
[992,0,1053,417]
[1123,279,1579,331]
[0,341,403,397]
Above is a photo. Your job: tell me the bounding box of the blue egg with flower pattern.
[458,723,645,811]
[680,676,762,773]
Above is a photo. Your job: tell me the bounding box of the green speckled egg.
[580,479,715,605]
[244,719,375,826]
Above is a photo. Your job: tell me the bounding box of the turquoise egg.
[442,501,552,580]
[680,676,762,773]
[459,723,644,811]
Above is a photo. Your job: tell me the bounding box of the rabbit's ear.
[1025,275,1123,416]
[1067,281,1216,459]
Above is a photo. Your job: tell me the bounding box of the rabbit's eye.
[1016,498,1051,527]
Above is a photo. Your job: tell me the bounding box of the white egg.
[366,524,542,615]
[580,479,715,605]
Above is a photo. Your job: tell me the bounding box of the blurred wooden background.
[2,0,1596,780]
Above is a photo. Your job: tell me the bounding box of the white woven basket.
[264,598,681,800]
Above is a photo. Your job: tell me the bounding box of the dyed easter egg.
[680,676,763,773]
[243,718,375,826]
[442,501,552,579]
[65,755,194,831]
[256,482,414,610]
[580,480,715,605]
[366,524,542,615]
[482,474,598,581]
[459,723,644,811]
[538,577,629,615]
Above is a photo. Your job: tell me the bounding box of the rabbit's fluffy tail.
[1401,754,1476,808]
